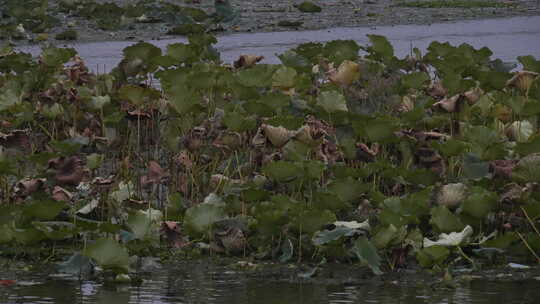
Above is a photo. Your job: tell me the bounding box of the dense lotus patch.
[1,32,540,278]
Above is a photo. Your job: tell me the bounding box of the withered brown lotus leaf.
[463,87,484,104]
[416,147,446,175]
[261,124,296,148]
[141,161,169,188]
[176,150,193,169]
[506,70,539,92]
[160,221,187,248]
[490,160,517,179]
[0,129,30,151]
[234,54,264,69]
[49,156,84,186]
[356,143,379,162]
[427,81,447,99]
[15,178,46,198]
[52,186,73,202]
[433,94,463,112]
[328,60,360,87]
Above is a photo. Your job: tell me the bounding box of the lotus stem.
[516,231,540,263]
[521,206,540,237]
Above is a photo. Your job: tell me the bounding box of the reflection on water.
[2,262,539,304]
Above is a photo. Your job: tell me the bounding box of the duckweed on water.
[0,32,539,278]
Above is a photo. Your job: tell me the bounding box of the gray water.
[1,261,540,304]
[18,16,540,73]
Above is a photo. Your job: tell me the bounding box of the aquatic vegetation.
[0,32,539,278]
[55,29,78,41]
[396,0,514,9]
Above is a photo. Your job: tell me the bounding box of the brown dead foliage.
[0,129,30,151]
[140,161,169,188]
[490,160,517,179]
[234,54,264,69]
[48,156,84,186]
[160,221,187,248]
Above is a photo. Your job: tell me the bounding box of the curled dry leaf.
[506,70,539,92]
[490,160,517,179]
[233,54,264,69]
[436,183,467,208]
[416,147,446,175]
[328,60,360,87]
[141,161,169,188]
[176,150,193,169]
[261,124,296,148]
[433,94,462,112]
[14,178,46,199]
[427,81,447,99]
[463,87,484,104]
[399,95,415,112]
[52,186,73,202]
[48,156,84,186]
[356,143,379,162]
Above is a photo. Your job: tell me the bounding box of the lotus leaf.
[83,238,130,273]
[430,205,466,233]
[352,237,383,275]
[462,187,497,218]
[184,194,227,236]
[416,246,450,268]
[512,153,540,183]
[316,90,348,113]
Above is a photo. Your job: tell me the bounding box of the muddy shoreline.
[3,0,540,45]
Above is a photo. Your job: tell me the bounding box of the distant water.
[17,16,540,73]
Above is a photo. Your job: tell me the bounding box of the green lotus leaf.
[312,226,361,246]
[57,253,93,276]
[363,117,398,142]
[127,210,159,241]
[416,246,450,268]
[83,238,130,273]
[292,42,324,64]
[118,85,160,106]
[41,46,76,67]
[297,1,322,13]
[313,191,347,211]
[272,66,297,88]
[123,41,162,64]
[462,187,497,218]
[0,225,14,243]
[367,35,394,61]
[481,232,518,249]
[184,195,227,236]
[283,140,310,161]
[0,79,23,111]
[327,177,366,202]
[12,228,44,244]
[168,87,199,115]
[515,134,540,156]
[33,221,75,240]
[352,236,383,275]
[236,64,275,87]
[42,103,64,119]
[462,153,490,179]
[259,92,291,111]
[372,224,400,249]
[262,161,301,182]
[223,110,256,132]
[87,153,104,170]
[431,139,469,157]
[401,72,429,90]
[24,200,66,220]
[316,90,348,113]
[430,205,466,233]
[278,50,310,71]
[90,95,110,110]
[512,153,540,183]
[517,55,540,73]
[293,209,336,234]
[323,40,360,65]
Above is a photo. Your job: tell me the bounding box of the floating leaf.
[462,187,497,218]
[430,205,465,233]
[83,238,129,273]
[416,246,450,268]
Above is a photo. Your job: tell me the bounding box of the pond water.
[1,261,540,304]
[17,16,540,74]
